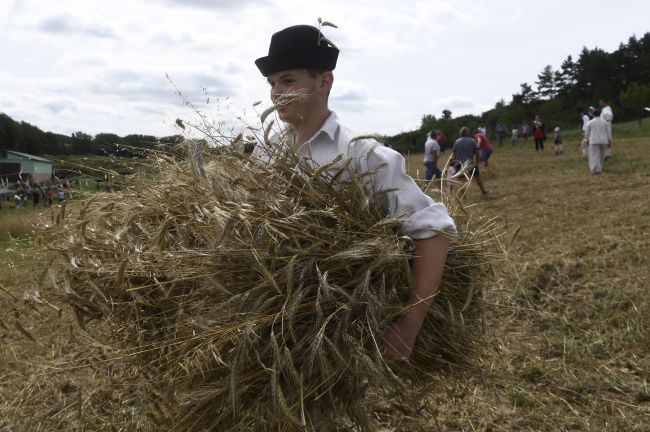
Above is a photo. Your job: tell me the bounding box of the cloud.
[152,0,269,11]
[37,14,116,38]
[149,30,196,47]
[43,99,79,114]
[331,82,370,111]
[83,67,238,109]
[426,96,491,117]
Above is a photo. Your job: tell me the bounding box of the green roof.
[2,150,53,163]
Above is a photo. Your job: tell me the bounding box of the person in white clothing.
[584,109,612,174]
[599,98,614,160]
[579,108,592,156]
[252,24,456,360]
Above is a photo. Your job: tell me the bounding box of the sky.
[1,0,649,139]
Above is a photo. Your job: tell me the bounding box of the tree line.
[0,113,182,157]
[386,32,650,154]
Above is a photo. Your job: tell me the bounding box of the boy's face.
[266,69,330,125]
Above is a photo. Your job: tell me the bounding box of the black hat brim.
[255,46,338,77]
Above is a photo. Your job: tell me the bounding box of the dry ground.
[0,136,648,431]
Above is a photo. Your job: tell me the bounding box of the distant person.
[495,122,508,146]
[599,99,613,122]
[578,108,591,156]
[511,127,519,145]
[478,124,487,136]
[553,127,563,155]
[450,126,489,196]
[578,108,591,131]
[474,129,493,168]
[57,188,66,203]
[521,122,529,142]
[32,186,40,208]
[46,187,54,206]
[532,115,546,153]
[14,192,22,208]
[584,109,612,174]
[437,130,449,152]
[423,130,442,181]
[599,98,614,160]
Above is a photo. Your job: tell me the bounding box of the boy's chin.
[277,111,294,123]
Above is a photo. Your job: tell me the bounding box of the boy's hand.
[381,314,424,360]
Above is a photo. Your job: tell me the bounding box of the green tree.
[441,109,452,120]
[513,83,535,105]
[71,131,94,154]
[420,114,437,128]
[18,122,41,154]
[0,113,19,150]
[619,82,650,119]
[556,55,577,96]
[535,65,556,100]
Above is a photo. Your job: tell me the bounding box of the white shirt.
[582,114,591,132]
[423,137,441,163]
[601,105,613,122]
[585,117,612,145]
[252,112,456,240]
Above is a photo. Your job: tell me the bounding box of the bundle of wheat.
[37,137,499,431]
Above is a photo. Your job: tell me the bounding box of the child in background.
[475,129,493,168]
[554,127,563,155]
[511,127,519,145]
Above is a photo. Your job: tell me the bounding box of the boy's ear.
[321,71,333,87]
[319,71,334,94]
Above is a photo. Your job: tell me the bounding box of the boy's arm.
[382,234,450,359]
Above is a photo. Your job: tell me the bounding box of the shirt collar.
[303,111,338,145]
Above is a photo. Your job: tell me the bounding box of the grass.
[1,135,649,430]
[401,135,650,431]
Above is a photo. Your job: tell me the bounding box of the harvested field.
[402,137,650,431]
[1,135,649,431]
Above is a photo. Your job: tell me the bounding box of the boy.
[252,25,456,359]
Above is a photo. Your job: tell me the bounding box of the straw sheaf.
[37,139,500,431]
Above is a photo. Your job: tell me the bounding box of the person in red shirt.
[437,130,449,152]
[474,129,493,168]
[532,115,546,153]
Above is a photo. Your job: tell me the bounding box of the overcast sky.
[1,0,649,138]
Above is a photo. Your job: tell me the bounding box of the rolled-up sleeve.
[355,141,457,240]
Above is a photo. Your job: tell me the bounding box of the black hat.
[255,25,339,77]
